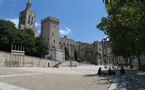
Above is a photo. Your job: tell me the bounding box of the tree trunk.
[137,54,141,70]
[125,58,128,64]
[129,57,133,69]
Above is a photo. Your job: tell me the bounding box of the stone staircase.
[54,61,95,68]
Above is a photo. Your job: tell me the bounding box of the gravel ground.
[0,66,114,90]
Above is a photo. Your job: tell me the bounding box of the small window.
[29,15,31,19]
[52,33,54,36]
[32,17,33,20]
[31,22,33,25]
[54,40,55,43]
[54,26,55,28]
[99,48,101,51]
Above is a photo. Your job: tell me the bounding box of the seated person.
[120,67,125,75]
[108,68,112,75]
[108,68,116,75]
[98,67,102,75]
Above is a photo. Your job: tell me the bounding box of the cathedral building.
[18,0,38,37]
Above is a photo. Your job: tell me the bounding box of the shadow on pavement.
[83,72,115,85]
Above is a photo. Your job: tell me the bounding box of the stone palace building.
[18,0,116,65]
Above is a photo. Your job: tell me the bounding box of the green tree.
[14,29,36,55]
[97,1,145,69]
[65,47,70,60]
[25,28,35,37]
[0,20,17,51]
[103,0,145,6]
[0,20,48,58]
[78,56,87,62]
[34,37,48,57]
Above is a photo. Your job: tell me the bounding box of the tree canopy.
[98,1,145,69]
[0,19,48,57]
[103,0,145,6]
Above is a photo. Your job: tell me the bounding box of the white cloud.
[35,22,40,28]
[37,29,41,35]
[101,35,109,41]
[35,22,41,35]
[59,27,71,36]
[6,18,19,28]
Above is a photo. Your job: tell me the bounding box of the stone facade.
[17,0,105,64]
[18,0,38,37]
[41,16,80,61]
[40,15,106,64]
[78,41,103,65]
[18,0,106,64]
[59,36,79,57]
[41,16,60,49]
[48,48,65,62]
[0,51,60,67]
[101,38,120,65]
[92,41,103,65]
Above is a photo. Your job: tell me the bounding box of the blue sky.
[0,0,107,43]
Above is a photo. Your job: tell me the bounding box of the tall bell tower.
[18,0,38,37]
[26,0,31,9]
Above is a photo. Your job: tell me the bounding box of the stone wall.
[0,51,59,67]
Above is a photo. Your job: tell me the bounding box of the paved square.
[0,66,114,90]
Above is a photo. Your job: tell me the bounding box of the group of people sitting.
[98,65,125,75]
[98,67,116,75]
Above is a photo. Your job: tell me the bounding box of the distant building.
[18,0,38,37]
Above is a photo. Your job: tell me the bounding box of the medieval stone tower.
[18,0,38,37]
[41,16,60,49]
[41,16,65,62]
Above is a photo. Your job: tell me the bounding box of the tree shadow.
[83,73,98,77]
[83,71,116,85]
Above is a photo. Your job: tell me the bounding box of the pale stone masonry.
[59,36,79,57]
[41,16,60,49]
[41,15,104,64]
[4,0,145,66]
[18,0,38,37]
